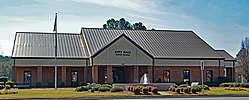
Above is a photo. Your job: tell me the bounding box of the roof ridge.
[16,32,80,35]
[216,50,235,60]
[81,27,193,32]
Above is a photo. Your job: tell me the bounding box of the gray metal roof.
[216,50,235,61]
[12,32,87,58]
[81,28,223,59]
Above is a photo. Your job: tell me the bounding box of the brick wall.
[14,65,225,86]
[15,66,85,87]
[154,66,224,84]
[66,67,84,86]
[15,67,37,87]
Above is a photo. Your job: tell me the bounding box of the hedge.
[6,81,14,87]
[93,84,102,91]
[110,86,123,92]
[220,83,249,88]
[98,86,111,92]
[101,84,112,88]
[75,86,88,92]
[78,81,87,86]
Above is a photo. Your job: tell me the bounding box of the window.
[206,70,213,82]
[71,71,78,86]
[183,70,190,83]
[24,71,31,83]
[163,70,170,82]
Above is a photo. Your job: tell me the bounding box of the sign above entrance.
[115,50,131,56]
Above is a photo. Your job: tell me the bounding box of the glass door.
[112,67,124,83]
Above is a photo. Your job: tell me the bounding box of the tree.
[236,37,249,82]
[103,18,145,30]
[133,22,146,30]
[0,56,12,80]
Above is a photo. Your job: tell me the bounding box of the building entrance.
[112,67,124,83]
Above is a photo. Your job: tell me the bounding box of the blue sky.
[0,0,248,57]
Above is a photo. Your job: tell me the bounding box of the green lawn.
[1,87,249,99]
[0,88,133,99]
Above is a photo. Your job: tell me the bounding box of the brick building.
[11,28,235,87]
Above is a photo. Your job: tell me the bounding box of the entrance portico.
[91,65,153,84]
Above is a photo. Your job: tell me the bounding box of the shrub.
[142,87,149,94]
[221,83,249,88]
[139,86,144,91]
[191,88,197,94]
[197,85,209,90]
[220,83,230,87]
[0,85,4,90]
[58,82,65,87]
[48,82,54,88]
[110,86,123,92]
[178,84,188,88]
[93,84,102,91]
[176,88,181,93]
[0,82,4,85]
[78,81,87,86]
[36,82,42,88]
[184,88,190,93]
[75,86,88,92]
[102,84,112,88]
[180,88,184,92]
[5,81,14,88]
[168,88,172,91]
[193,86,201,92]
[90,89,94,93]
[146,86,153,92]
[152,87,158,94]
[98,86,111,92]
[188,87,192,93]
[133,87,141,95]
[241,83,249,88]
[5,85,11,90]
[171,88,176,92]
[128,86,133,91]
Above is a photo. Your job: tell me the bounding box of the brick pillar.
[84,66,88,82]
[148,66,153,83]
[61,67,67,85]
[12,66,16,82]
[37,66,43,82]
[107,65,113,83]
[133,66,139,82]
[92,65,98,83]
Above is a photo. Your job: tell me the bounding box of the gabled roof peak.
[82,28,224,59]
